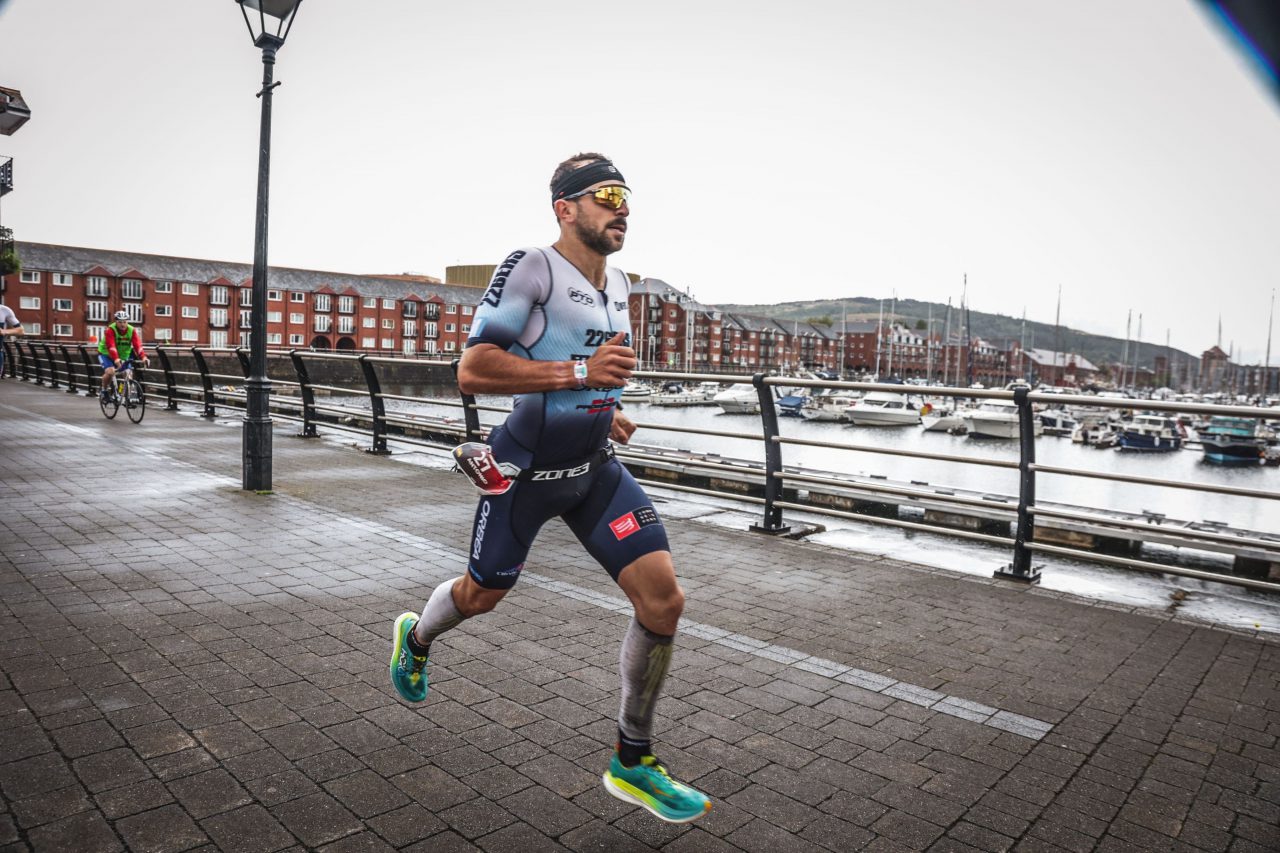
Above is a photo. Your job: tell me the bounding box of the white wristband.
[573,359,589,388]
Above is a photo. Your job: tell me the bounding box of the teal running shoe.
[390,612,429,702]
[602,753,711,823]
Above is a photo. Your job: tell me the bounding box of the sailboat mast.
[886,291,897,378]
[1265,289,1275,398]
[942,298,952,386]
[926,303,934,382]
[1132,313,1143,392]
[1053,284,1063,383]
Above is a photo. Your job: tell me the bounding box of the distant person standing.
[389,153,711,823]
[0,302,22,378]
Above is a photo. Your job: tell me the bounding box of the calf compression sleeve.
[412,578,464,650]
[617,617,674,754]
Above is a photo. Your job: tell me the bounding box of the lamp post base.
[243,380,273,492]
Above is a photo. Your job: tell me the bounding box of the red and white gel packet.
[452,442,517,495]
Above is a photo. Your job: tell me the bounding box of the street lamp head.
[237,0,302,51]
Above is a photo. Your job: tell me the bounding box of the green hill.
[717,296,1196,373]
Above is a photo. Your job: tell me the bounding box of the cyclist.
[99,311,149,401]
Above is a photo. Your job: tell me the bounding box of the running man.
[99,311,149,400]
[391,153,710,823]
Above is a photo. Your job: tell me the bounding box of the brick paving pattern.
[1,380,1277,852]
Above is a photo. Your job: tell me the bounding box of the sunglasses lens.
[595,186,630,209]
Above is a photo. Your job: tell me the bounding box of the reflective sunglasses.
[564,185,631,210]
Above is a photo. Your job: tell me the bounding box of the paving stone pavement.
[1,378,1278,853]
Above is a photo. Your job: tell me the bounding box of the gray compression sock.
[412,577,465,650]
[618,617,675,747]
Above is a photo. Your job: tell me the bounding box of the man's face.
[114,320,128,332]
[569,182,629,256]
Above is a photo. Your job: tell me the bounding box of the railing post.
[156,347,180,410]
[26,342,44,385]
[452,358,482,443]
[289,350,319,438]
[357,354,391,454]
[190,347,218,418]
[79,344,100,396]
[58,345,78,393]
[995,385,1042,584]
[0,338,11,377]
[749,372,790,535]
[233,346,252,379]
[16,340,32,381]
[41,343,61,389]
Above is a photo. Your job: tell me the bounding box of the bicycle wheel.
[125,379,146,424]
[100,385,119,419]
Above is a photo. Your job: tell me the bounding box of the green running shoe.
[602,752,711,823]
[390,612,429,702]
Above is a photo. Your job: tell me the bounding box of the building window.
[362,316,375,328]
[181,329,199,341]
[154,328,172,341]
[210,309,229,328]
[290,334,305,346]
[210,331,228,348]
[363,297,376,308]
[87,301,109,322]
[446,304,457,314]
[381,318,393,330]
[155,280,173,293]
[239,331,251,347]
[239,313,252,329]
[338,318,355,335]
[462,305,473,316]
[182,282,199,295]
[313,294,331,312]
[210,286,229,305]
[362,337,375,348]
[268,289,281,301]
[19,296,39,310]
[240,289,253,307]
[314,316,332,333]
[291,291,306,303]
[423,340,437,355]
[26,323,41,335]
[155,305,172,317]
[53,298,73,311]
[402,302,418,318]
[383,299,395,309]
[403,340,417,355]
[289,313,304,324]
[444,340,456,352]
[381,337,394,349]
[122,279,143,300]
[425,304,440,320]
[123,304,143,323]
[87,276,109,297]
[53,273,73,287]
[424,322,437,338]
[461,323,470,334]
[444,323,455,333]
[182,306,200,319]
[267,333,282,345]
[338,296,355,314]
[87,324,105,342]
[267,311,282,323]
[402,320,417,337]
[54,324,73,337]
[20,270,39,283]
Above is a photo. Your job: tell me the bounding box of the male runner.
[391,153,710,823]
[98,311,149,400]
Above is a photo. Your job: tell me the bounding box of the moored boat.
[650,381,718,407]
[921,403,967,434]
[845,392,921,427]
[801,389,861,422]
[1198,417,1265,465]
[620,381,653,402]
[714,383,760,415]
[964,400,1043,439]
[1117,414,1184,453]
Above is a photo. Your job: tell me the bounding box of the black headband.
[552,160,627,202]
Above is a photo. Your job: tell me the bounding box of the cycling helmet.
[113,310,129,321]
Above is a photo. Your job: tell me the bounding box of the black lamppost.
[236,0,303,491]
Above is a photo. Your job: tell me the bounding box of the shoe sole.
[390,612,428,703]
[602,772,710,823]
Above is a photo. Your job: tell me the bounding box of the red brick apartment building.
[6,242,484,356]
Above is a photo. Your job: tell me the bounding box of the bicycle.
[100,360,147,424]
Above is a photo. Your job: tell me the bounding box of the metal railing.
[6,338,1278,593]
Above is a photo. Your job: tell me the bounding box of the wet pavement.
[1,378,1278,852]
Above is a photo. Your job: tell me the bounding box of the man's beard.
[574,217,623,256]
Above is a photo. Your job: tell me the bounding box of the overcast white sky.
[1,1,1277,360]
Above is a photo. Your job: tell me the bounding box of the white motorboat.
[1038,409,1077,437]
[714,383,760,415]
[649,381,717,407]
[801,390,861,422]
[619,381,653,402]
[845,392,921,427]
[964,400,1043,439]
[921,404,967,433]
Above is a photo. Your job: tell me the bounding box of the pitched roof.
[1023,348,1099,372]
